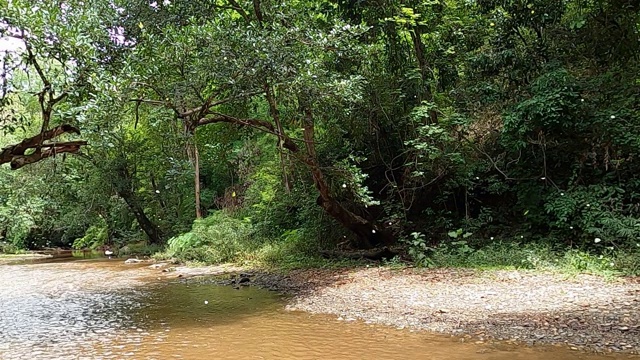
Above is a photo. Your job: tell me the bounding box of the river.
[0,257,627,359]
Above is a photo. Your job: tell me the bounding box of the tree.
[0,0,118,168]
[0,0,168,244]
[122,0,394,248]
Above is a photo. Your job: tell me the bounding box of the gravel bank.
[249,267,640,355]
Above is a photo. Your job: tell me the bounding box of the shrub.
[72,223,108,250]
[0,241,22,254]
[166,211,254,263]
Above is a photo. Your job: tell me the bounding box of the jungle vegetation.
[1,0,639,274]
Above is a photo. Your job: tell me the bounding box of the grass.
[423,241,640,277]
[118,243,165,257]
[153,210,366,271]
[155,237,640,278]
[154,238,366,271]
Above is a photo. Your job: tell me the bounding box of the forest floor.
[161,264,640,355]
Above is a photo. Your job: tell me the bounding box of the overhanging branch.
[0,124,86,169]
[10,141,87,169]
[197,112,299,152]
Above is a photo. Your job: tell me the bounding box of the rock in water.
[124,258,144,264]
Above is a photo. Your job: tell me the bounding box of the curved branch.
[197,113,299,152]
[0,124,85,168]
[226,0,251,22]
[9,141,87,169]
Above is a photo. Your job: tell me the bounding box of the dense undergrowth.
[153,209,640,276]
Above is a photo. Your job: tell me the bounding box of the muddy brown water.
[0,257,631,359]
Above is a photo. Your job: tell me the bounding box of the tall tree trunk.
[185,125,202,219]
[265,84,291,193]
[193,141,202,219]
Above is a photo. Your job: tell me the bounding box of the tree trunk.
[186,136,202,219]
[119,190,164,244]
[194,142,202,219]
[114,163,164,244]
[301,100,394,249]
[265,84,291,193]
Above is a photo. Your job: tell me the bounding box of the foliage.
[0,0,638,277]
[118,243,164,257]
[0,241,22,254]
[401,232,433,266]
[72,222,108,250]
[165,211,254,263]
[425,240,640,277]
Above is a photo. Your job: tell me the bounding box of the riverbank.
[0,253,51,265]
[158,263,640,355]
[5,259,619,360]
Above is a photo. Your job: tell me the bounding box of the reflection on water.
[0,260,146,359]
[0,261,626,360]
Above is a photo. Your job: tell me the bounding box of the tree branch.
[0,124,84,167]
[130,98,168,107]
[225,0,251,22]
[9,142,86,169]
[179,89,264,118]
[197,112,299,152]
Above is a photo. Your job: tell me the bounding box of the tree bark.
[185,123,202,219]
[193,141,202,219]
[118,189,164,244]
[265,84,291,193]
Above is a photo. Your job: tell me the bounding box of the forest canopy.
[1,0,639,272]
